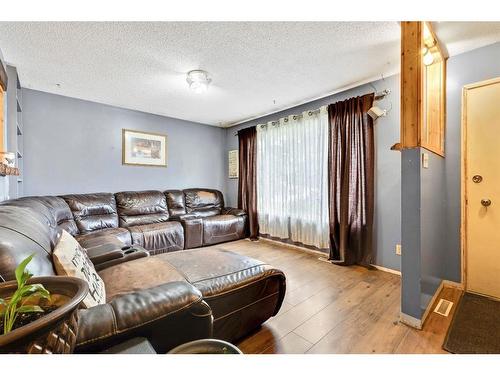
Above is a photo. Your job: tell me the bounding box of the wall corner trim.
[399,312,422,330]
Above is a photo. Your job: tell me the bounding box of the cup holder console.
[121,246,141,255]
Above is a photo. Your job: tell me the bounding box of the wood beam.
[401,21,424,149]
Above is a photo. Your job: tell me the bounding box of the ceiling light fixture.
[186,70,211,94]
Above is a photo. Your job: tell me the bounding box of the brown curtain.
[328,93,375,266]
[238,126,259,239]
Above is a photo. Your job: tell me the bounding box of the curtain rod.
[234,89,390,136]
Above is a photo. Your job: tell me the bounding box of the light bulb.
[423,48,434,66]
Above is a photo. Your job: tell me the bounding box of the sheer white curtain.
[257,106,330,249]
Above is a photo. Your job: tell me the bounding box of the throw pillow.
[53,229,106,307]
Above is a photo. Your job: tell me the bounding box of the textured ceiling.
[0,22,401,126]
[432,22,500,56]
[0,22,498,126]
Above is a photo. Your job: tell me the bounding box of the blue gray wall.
[420,150,447,309]
[224,74,402,271]
[401,41,500,320]
[22,89,226,196]
[401,148,448,319]
[400,149,422,318]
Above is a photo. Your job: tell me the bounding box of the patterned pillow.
[53,230,106,307]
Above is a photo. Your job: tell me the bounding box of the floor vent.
[434,298,454,317]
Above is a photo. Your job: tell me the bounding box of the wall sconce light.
[422,47,435,66]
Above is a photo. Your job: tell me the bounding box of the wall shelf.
[6,66,24,198]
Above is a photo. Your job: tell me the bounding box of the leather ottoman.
[165,248,286,342]
[96,247,286,343]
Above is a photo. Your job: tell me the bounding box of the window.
[256,107,330,249]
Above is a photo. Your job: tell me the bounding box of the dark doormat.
[443,292,500,353]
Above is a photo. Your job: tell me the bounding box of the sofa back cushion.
[38,196,79,235]
[0,205,57,281]
[115,190,169,227]
[0,197,66,246]
[183,189,224,217]
[164,190,186,218]
[19,196,79,236]
[62,193,119,234]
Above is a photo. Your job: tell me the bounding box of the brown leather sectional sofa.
[0,188,286,353]
[58,189,247,254]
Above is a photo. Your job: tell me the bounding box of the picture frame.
[228,149,239,179]
[122,129,167,167]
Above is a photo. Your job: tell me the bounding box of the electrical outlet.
[396,244,402,255]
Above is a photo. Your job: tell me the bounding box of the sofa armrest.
[222,207,247,216]
[86,243,125,265]
[171,213,200,221]
[178,217,203,249]
[75,281,213,353]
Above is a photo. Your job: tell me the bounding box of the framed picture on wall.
[228,149,239,179]
[122,129,167,167]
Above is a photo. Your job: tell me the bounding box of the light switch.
[396,244,402,255]
[422,153,429,169]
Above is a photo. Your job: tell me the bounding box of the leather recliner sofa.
[0,189,286,353]
[59,189,246,254]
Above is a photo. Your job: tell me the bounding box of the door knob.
[481,199,492,207]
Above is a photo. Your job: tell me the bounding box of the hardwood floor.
[213,239,462,354]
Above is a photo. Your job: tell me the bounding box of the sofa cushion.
[53,230,106,307]
[0,205,57,281]
[164,190,186,218]
[76,227,132,248]
[183,189,223,217]
[98,256,186,301]
[62,193,119,234]
[202,215,246,245]
[0,197,63,248]
[128,222,184,255]
[115,190,169,227]
[35,196,79,236]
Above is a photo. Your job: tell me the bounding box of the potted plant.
[0,254,88,354]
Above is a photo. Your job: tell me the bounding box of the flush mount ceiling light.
[186,70,211,94]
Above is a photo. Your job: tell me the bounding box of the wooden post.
[400,21,424,149]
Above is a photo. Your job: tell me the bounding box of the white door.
[464,77,500,300]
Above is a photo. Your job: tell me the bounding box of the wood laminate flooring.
[212,239,462,354]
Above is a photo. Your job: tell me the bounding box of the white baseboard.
[370,264,401,276]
